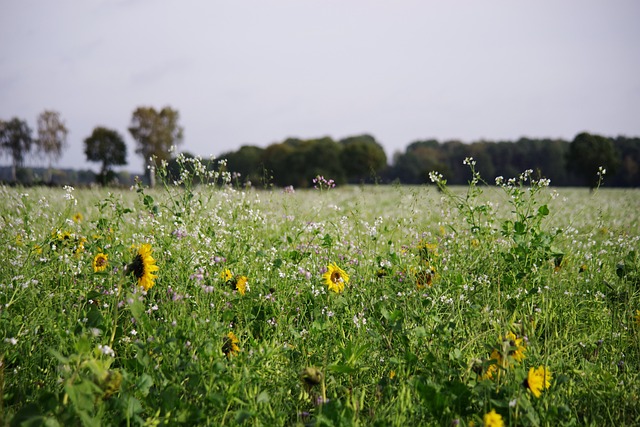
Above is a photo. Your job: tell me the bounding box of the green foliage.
[568,132,619,189]
[1,161,640,426]
[128,106,184,186]
[84,127,128,185]
[339,134,387,184]
[0,117,33,181]
[35,110,69,180]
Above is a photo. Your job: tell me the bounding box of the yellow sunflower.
[504,331,526,363]
[416,240,438,261]
[73,212,83,223]
[222,331,240,357]
[481,350,502,380]
[128,243,159,291]
[524,365,551,398]
[414,263,437,290]
[235,276,247,296]
[483,409,504,427]
[322,263,349,293]
[92,253,109,272]
[220,269,233,281]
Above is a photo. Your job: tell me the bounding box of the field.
[2,160,640,426]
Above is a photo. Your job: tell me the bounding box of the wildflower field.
[2,160,640,426]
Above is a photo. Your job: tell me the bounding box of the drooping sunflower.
[92,253,109,272]
[128,243,159,291]
[524,365,552,398]
[483,409,504,427]
[414,263,437,290]
[222,331,240,357]
[322,263,349,293]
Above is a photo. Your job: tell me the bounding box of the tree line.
[0,107,183,186]
[2,106,639,188]
[220,132,638,188]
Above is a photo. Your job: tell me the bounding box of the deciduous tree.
[84,127,127,186]
[339,134,387,183]
[567,132,619,189]
[128,106,183,187]
[0,117,33,182]
[35,110,69,182]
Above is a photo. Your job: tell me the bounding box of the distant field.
[1,168,640,426]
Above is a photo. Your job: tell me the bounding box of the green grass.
[1,162,640,426]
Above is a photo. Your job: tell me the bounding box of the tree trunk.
[146,165,156,188]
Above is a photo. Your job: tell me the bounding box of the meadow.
[1,157,640,426]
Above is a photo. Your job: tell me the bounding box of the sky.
[1,0,640,173]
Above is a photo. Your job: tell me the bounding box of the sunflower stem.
[108,284,122,349]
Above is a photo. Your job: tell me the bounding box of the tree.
[128,106,183,187]
[221,145,265,185]
[35,110,68,182]
[339,134,388,183]
[567,132,619,189]
[84,127,127,186]
[0,117,33,182]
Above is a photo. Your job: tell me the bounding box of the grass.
[1,159,640,426]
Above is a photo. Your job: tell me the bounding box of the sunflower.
[220,269,233,281]
[481,350,502,380]
[524,365,551,398]
[300,366,323,387]
[503,331,526,363]
[416,240,438,261]
[128,243,159,291]
[483,409,504,427]
[235,276,248,296]
[222,331,240,357]
[415,263,437,289]
[73,212,83,223]
[322,263,349,293]
[92,253,109,272]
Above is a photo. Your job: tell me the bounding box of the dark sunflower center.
[331,271,341,283]
[96,256,107,267]
[130,254,145,278]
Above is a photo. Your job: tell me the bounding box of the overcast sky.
[2,0,639,173]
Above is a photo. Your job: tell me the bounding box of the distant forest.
[2,131,639,189]
[216,133,639,188]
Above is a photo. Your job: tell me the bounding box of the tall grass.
[1,157,639,426]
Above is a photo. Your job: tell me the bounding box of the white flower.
[98,344,115,357]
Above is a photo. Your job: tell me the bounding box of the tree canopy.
[567,132,619,189]
[0,117,33,182]
[35,110,68,177]
[84,127,127,185]
[128,106,183,186]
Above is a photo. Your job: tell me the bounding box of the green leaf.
[538,204,550,216]
[328,364,358,374]
[135,373,154,396]
[256,390,270,404]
